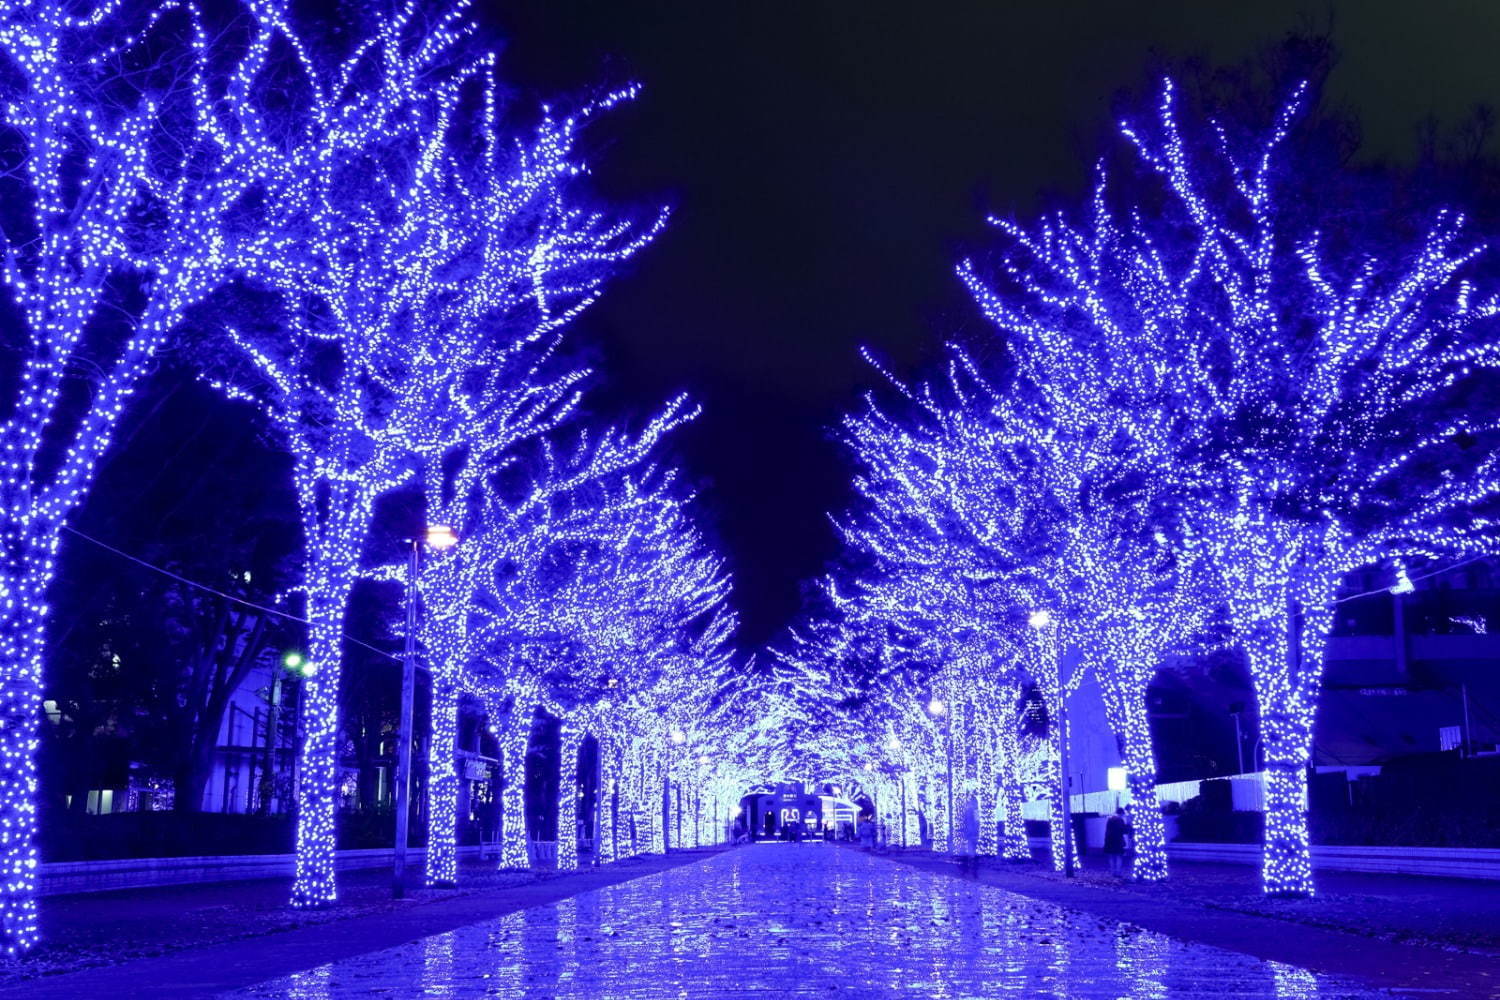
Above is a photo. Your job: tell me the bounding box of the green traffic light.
[283,651,305,671]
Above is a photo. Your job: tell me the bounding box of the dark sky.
[479,0,1500,646]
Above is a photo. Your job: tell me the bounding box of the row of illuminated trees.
[797,80,1500,897]
[0,0,741,953]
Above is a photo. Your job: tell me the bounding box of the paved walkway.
[0,851,718,999]
[888,851,1499,999]
[228,844,1391,999]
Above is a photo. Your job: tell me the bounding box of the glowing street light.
[1027,606,1073,877]
[394,525,461,898]
[267,652,312,815]
[923,694,956,851]
[282,651,314,677]
[425,523,459,550]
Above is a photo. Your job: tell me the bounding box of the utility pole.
[1230,704,1246,775]
[899,772,908,847]
[261,670,282,814]
[392,538,419,899]
[593,743,605,866]
[1393,589,1410,682]
[1462,683,1473,758]
[391,525,456,898]
[1031,610,1074,878]
[1058,689,1074,878]
[945,715,955,855]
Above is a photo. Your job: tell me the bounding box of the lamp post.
[393,524,458,898]
[1229,702,1247,776]
[927,697,952,854]
[884,735,906,846]
[696,755,710,847]
[666,727,686,851]
[1030,608,1074,878]
[265,652,313,814]
[899,767,908,848]
[593,741,605,867]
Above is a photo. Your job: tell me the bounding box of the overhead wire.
[60,523,402,663]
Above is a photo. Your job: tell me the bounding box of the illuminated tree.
[433,418,732,871]
[821,576,1031,858]
[838,370,1094,871]
[921,346,1209,879]
[0,0,288,951]
[965,79,1500,895]
[209,2,664,904]
[417,399,695,882]
[582,510,735,860]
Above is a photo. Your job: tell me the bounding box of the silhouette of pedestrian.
[956,789,980,877]
[1104,807,1128,878]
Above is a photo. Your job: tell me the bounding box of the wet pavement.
[228,844,1390,999]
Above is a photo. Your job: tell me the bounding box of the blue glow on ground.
[231,846,1384,998]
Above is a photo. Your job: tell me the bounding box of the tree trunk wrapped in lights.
[595,738,618,864]
[491,700,533,871]
[1023,617,1081,874]
[416,400,694,884]
[556,723,585,871]
[1085,584,1206,883]
[995,719,1031,861]
[971,710,1000,858]
[423,678,462,887]
[200,0,667,905]
[953,76,1500,895]
[0,0,290,952]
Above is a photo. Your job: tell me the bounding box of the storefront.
[740,782,860,840]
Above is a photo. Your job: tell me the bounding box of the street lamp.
[1030,608,1073,877]
[928,696,953,853]
[1228,700,1247,775]
[392,525,459,899]
[883,736,906,845]
[663,727,687,850]
[262,651,311,814]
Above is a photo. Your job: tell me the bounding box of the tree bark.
[555,724,583,870]
[1122,736,1168,882]
[424,679,460,886]
[0,547,48,954]
[1045,712,1071,873]
[290,613,349,907]
[996,724,1030,861]
[1259,713,1315,897]
[497,717,529,870]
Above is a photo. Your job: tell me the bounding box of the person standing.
[956,789,980,878]
[1104,807,1128,878]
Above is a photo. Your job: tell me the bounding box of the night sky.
[477,0,1500,646]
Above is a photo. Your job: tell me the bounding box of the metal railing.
[39,845,486,897]
[1164,842,1500,880]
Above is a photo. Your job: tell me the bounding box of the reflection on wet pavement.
[229,845,1388,998]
